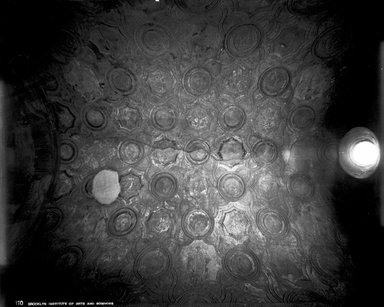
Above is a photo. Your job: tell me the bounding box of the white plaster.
[92,169,121,205]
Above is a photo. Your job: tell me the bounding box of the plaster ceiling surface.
[3,0,372,306]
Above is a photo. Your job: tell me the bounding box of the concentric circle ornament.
[251,139,278,165]
[135,23,171,56]
[56,246,83,270]
[175,0,220,14]
[149,172,178,201]
[185,139,211,164]
[151,105,177,131]
[256,208,290,239]
[42,207,63,233]
[181,209,214,239]
[218,173,246,201]
[133,246,171,280]
[183,67,212,96]
[82,105,108,131]
[259,66,291,97]
[288,173,315,200]
[59,140,78,164]
[220,105,246,132]
[81,173,94,198]
[313,27,349,60]
[288,105,316,131]
[107,207,138,237]
[118,139,144,165]
[225,24,262,58]
[108,67,137,95]
[223,247,261,281]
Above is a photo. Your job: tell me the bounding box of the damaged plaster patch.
[92,169,121,205]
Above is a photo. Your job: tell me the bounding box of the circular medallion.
[134,246,171,280]
[259,66,291,97]
[185,139,211,164]
[175,0,220,14]
[288,173,315,200]
[220,105,246,131]
[183,67,212,96]
[108,68,137,95]
[218,173,246,201]
[288,105,316,131]
[135,23,171,56]
[82,106,108,131]
[107,207,138,237]
[149,172,178,201]
[251,139,278,165]
[151,105,177,131]
[225,24,262,58]
[181,209,214,239]
[313,27,349,60]
[256,208,290,239]
[42,207,63,233]
[118,139,144,165]
[223,247,261,281]
[56,246,83,270]
[59,140,78,164]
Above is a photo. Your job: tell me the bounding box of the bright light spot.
[92,169,121,205]
[282,149,290,163]
[350,141,380,167]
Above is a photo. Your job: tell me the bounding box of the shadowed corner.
[0,73,58,304]
[0,80,6,307]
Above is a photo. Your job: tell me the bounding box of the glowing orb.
[339,127,380,179]
[350,141,380,168]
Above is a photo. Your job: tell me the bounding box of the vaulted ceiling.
[1,0,382,306]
